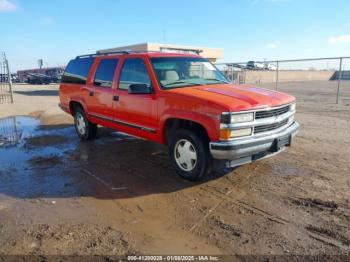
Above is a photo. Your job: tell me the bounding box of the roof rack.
[75,49,202,59]
[76,50,130,59]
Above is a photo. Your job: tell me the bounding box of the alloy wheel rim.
[174,139,197,171]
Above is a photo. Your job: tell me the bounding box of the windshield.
[150,57,229,90]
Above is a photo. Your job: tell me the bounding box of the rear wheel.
[74,106,97,140]
[169,129,212,181]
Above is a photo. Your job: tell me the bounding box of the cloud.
[0,0,18,12]
[329,35,350,44]
[266,43,278,49]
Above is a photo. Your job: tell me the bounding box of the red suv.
[59,51,299,180]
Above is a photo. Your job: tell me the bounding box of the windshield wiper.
[163,81,203,87]
[203,78,229,84]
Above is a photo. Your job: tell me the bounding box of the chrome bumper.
[209,122,299,166]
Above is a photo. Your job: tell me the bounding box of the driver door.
[113,57,158,138]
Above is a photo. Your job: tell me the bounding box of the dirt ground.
[0,82,349,257]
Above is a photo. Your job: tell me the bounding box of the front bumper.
[209,122,299,167]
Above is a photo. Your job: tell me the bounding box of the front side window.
[94,59,119,88]
[61,57,95,84]
[118,58,151,90]
[151,57,229,90]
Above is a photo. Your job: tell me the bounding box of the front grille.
[255,105,290,119]
[254,119,288,134]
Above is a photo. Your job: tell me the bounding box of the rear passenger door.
[88,58,119,121]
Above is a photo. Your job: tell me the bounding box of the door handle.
[113,95,119,101]
[89,90,94,96]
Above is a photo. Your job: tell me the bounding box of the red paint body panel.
[59,52,295,144]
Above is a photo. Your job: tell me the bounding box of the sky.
[1,0,350,71]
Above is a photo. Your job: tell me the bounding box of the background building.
[97,43,224,63]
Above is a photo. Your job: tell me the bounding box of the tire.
[168,129,212,181]
[74,106,97,140]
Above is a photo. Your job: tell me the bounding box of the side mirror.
[128,84,152,94]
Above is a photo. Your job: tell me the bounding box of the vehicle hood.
[168,84,295,111]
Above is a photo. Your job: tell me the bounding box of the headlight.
[290,103,296,112]
[231,128,252,138]
[231,113,254,123]
[220,128,252,140]
[221,112,254,124]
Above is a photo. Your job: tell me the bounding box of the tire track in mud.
[191,180,350,251]
[305,225,350,247]
[289,196,350,218]
[188,171,257,233]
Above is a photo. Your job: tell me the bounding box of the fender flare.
[68,97,88,116]
[160,110,219,143]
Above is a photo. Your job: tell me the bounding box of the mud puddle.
[0,115,187,200]
[0,116,39,148]
[0,116,83,199]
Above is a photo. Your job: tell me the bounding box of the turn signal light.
[219,129,231,140]
[220,128,253,140]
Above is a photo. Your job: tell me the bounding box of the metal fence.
[216,56,350,104]
[0,52,14,103]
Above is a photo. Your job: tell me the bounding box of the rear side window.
[61,57,95,84]
[94,59,119,88]
[118,58,151,90]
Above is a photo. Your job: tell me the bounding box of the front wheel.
[74,107,97,140]
[168,129,212,181]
